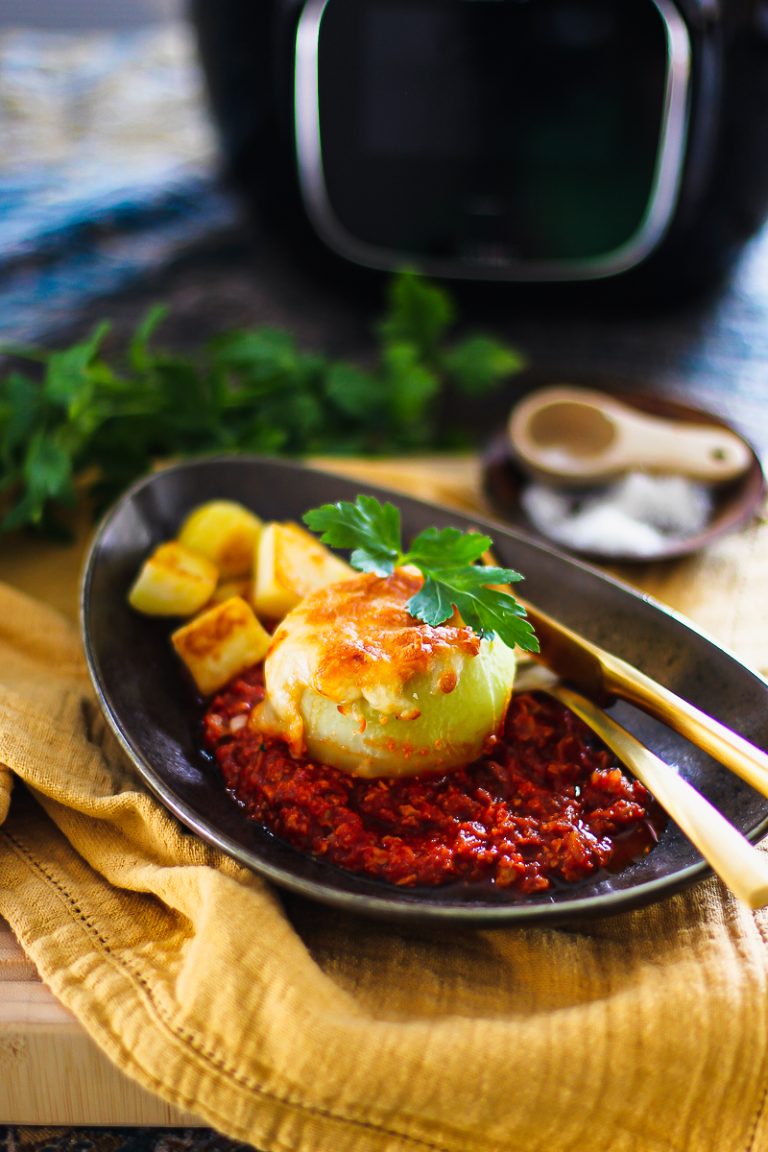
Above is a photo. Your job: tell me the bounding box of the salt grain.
[609,472,711,535]
[521,471,713,557]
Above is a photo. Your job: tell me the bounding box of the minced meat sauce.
[202,667,663,893]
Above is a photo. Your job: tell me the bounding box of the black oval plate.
[81,456,768,925]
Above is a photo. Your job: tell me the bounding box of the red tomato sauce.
[202,668,663,894]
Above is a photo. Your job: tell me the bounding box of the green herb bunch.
[0,271,523,535]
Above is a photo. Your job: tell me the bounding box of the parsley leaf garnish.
[302,493,401,575]
[304,496,539,653]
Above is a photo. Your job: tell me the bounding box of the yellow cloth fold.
[1,462,768,1152]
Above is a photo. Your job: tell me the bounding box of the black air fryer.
[190,0,768,296]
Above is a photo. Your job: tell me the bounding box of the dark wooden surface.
[67,195,768,460]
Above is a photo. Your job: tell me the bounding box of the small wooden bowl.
[483,391,766,564]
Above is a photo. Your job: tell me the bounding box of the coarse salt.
[521,471,713,557]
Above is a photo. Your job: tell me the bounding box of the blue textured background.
[0,11,237,343]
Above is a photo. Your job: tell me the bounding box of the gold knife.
[520,598,768,799]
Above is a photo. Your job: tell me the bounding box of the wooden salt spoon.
[509,386,752,486]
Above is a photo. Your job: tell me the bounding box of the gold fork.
[515,661,768,909]
[520,597,768,798]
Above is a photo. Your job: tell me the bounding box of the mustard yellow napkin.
[1,577,768,1152]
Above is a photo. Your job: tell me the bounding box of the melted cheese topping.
[248,568,517,778]
[262,569,481,756]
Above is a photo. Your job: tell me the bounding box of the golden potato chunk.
[177,500,262,579]
[253,521,354,621]
[171,596,271,696]
[128,542,218,617]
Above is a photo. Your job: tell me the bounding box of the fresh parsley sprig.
[303,494,539,653]
[0,272,524,536]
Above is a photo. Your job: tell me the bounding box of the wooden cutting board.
[0,920,199,1124]
[0,455,766,1123]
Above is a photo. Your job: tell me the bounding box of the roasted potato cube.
[253,521,354,620]
[177,500,262,579]
[128,542,218,616]
[171,596,271,695]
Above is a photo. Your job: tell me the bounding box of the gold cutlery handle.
[552,682,768,909]
[603,653,768,799]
